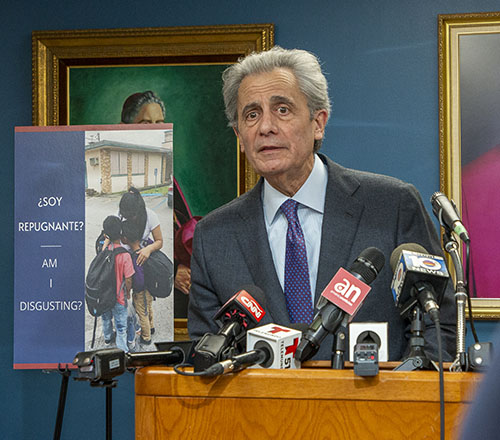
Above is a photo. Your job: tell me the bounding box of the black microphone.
[204,340,274,376]
[296,247,385,362]
[73,344,192,382]
[126,349,184,367]
[390,243,449,322]
[192,285,266,372]
[430,191,470,243]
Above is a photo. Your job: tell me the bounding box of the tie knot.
[280,199,299,222]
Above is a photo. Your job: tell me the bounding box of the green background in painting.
[69,64,236,217]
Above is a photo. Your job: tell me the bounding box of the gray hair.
[121,90,166,123]
[222,46,331,151]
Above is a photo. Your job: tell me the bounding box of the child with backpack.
[100,216,135,352]
[122,220,155,346]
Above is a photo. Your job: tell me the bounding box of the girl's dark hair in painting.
[120,90,166,123]
[119,187,148,239]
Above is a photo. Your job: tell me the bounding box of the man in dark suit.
[187,46,456,361]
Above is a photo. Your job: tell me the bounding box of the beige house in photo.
[85,138,172,194]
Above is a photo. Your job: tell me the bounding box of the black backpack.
[143,250,174,298]
[85,245,129,317]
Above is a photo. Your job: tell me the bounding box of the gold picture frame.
[438,12,500,318]
[32,23,273,192]
[32,24,274,336]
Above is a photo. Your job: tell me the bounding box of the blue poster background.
[14,130,85,367]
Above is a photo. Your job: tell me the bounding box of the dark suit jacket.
[187,154,456,361]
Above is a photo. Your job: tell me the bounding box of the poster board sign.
[14,124,174,368]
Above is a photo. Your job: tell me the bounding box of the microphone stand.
[331,316,348,369]
[394,305,437,371]
[90,380,117,440]
[73,377,118,440]
[53,365,71,440]
[441,230,469,372]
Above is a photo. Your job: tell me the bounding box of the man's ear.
[233,126,245,153]
[313,109,328,141]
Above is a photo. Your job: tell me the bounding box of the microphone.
[126,349,184,368]
[430,191,470,243]
[203,344,272,376]
[204,323,302,376]
[390,243,449,322]
[247,324,303,369]
[296,247,385,362]
[73,343,193,382]
[192,285,266,372]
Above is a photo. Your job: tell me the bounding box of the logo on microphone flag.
[236,290,265,322]
[321,268,371,315]
[247,324,302,369]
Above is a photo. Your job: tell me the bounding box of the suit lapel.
[315,156,365,304]
[234,180,292,325]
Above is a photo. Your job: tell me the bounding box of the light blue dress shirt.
[262,154,328,306]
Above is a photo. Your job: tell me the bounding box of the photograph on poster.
[83,128,174,353]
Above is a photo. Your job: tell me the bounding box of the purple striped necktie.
[280,199,314,324]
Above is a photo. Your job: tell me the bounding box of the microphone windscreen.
[389,243,427,272]
[350,246,385,284]
[238,284,266,308]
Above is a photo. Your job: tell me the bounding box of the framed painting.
[438,12,500,318]
[32,24,274,334]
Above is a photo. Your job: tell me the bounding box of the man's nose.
[258,109,278,135]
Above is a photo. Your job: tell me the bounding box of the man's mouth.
[258,145,283,152]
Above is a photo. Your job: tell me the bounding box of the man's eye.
[246,111,258,120]
[277,106,289,115]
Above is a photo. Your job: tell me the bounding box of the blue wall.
[2,1,499,438]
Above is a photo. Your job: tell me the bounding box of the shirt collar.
[263,154,328,226]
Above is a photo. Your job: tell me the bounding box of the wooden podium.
[135,363,482,439]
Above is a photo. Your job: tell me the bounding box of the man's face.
[234,68,327,186]
[133,103,164,124]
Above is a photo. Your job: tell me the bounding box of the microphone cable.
[434,315,445,440]
[172,351,219,377]
[464,241,479,344]
[173,363,211,377]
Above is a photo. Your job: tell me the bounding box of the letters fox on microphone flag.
[14,125,174,369]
